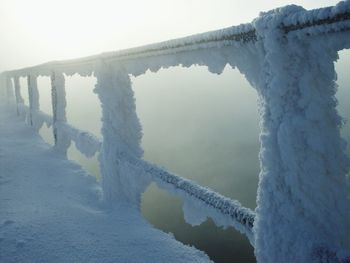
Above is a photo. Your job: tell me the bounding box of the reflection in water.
[142,184,256,263]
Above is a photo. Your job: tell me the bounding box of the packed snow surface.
[0,104,212,263]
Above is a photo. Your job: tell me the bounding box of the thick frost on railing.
[13,76,26,118]
[1,1,350,263]
[50,71,71,154]
[123,156,255,242]
[94,62,149,205]
[282,1,350,34]
[250,3,350,263]
[27,75,39,127]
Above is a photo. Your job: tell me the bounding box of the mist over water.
[35,50,350,263]
[135,66,259,263]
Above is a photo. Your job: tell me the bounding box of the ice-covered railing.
[1,1,350,262]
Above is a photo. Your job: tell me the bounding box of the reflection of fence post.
[27,75,39,127]
[252,8,350,263]
[95,62,150,208]
[51,71,70,155]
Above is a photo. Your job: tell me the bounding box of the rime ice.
[1,1,350,262]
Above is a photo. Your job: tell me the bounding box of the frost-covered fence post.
[252,6,350,263]
[0,74,6,101]
[6,76,15,105]
[13,76,25,118]
[94,62,150,207]
[27,75,39,127]
[51,71,70,155]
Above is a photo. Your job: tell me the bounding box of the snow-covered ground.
[0,103,212,263]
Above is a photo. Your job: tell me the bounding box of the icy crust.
[50,72,70,154]
[59,123,101,158]
[252,5,350,263]
[61,25,256,77]
[4,42,258,83]
[27,75,39,111]
[123,156,255,243]
[94,63,150,205]
[94,64,143,159]
[1,2,350,262]
[282,0,350,29]
[116,44,258,79]
[99,23,254,59]
[5,22,255,78]
[51,72,66,124]
[279,1,350,49]
[287,19,350,44]
[26,75,39,128]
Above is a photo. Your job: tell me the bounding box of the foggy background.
[2,0,349,262]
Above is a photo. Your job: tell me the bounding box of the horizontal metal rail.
[4,25,256,76]
[3,2,350,76]
[283,9,350,33]
[124,156,255,236]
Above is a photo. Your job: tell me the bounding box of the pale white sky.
[0,0,340,71]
